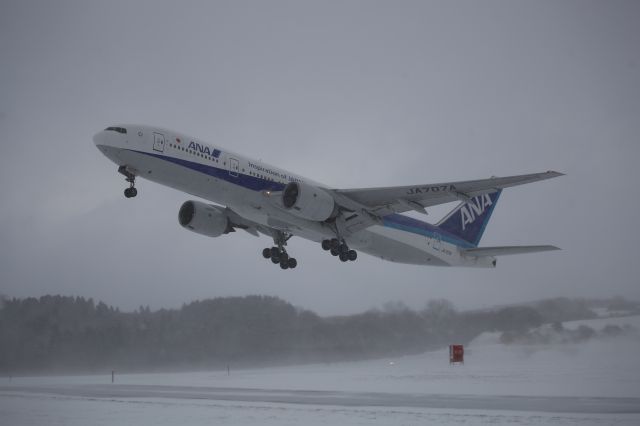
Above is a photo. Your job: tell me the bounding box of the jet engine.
[281,182,336,221]
[178,201,231,237]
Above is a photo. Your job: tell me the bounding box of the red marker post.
[449,344,464,365]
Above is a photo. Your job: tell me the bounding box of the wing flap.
[463,245,560,257]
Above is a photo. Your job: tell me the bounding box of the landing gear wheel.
[271,231,297,271]
[124,187,137,198]
[262,248,272,259]
[348,250,357,261]
[119,166,137,198]
[324,234,357,263]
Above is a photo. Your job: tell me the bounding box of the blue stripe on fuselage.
[382,214,474,249]
[131,148,471,248]
[133,149,287,192]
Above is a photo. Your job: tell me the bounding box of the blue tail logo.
[437,190,502,247]
[460,194,493,230]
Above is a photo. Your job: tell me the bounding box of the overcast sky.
[1,0,639,315]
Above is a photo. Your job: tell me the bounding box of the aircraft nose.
[93,130,107,146]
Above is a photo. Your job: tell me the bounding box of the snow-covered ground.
[2,315,640,425]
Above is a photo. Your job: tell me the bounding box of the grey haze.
[0,0,639,314]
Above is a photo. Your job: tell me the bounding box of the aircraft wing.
[224,207,270,237]
[462,245,561,257]
[225,206,305,241]
[330,171,563,234]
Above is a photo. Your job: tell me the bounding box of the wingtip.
[546,170,566,177]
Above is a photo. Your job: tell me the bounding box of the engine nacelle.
[281,182,335,221]
[178,201,231,237]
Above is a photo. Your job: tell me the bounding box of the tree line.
[0,294,636,374]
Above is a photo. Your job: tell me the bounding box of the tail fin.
[437,190,502,247]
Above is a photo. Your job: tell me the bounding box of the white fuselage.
[93,125,495,267]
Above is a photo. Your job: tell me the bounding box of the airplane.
[93,125,563,270]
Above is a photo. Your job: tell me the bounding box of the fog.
[1,294,637,375]
[1,1,639,315]
[2,297,640,424]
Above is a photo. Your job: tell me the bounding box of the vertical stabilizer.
[437,190,502,247]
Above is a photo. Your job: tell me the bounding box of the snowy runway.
[2,316,640,425]
[2,383,640,414]
[2,388,640,426]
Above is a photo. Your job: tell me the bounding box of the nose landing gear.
[124,187,137,198]
[118,165,138,198]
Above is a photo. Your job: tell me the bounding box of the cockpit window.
[105,126,127,134]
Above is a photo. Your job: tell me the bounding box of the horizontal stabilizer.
[463,245,560,257]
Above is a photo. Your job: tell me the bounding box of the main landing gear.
[119,165,138,198]
[262,232,297,270]
[262,247,297,270]
[321,238,357,262]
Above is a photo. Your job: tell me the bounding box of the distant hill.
[1,294,637,374]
